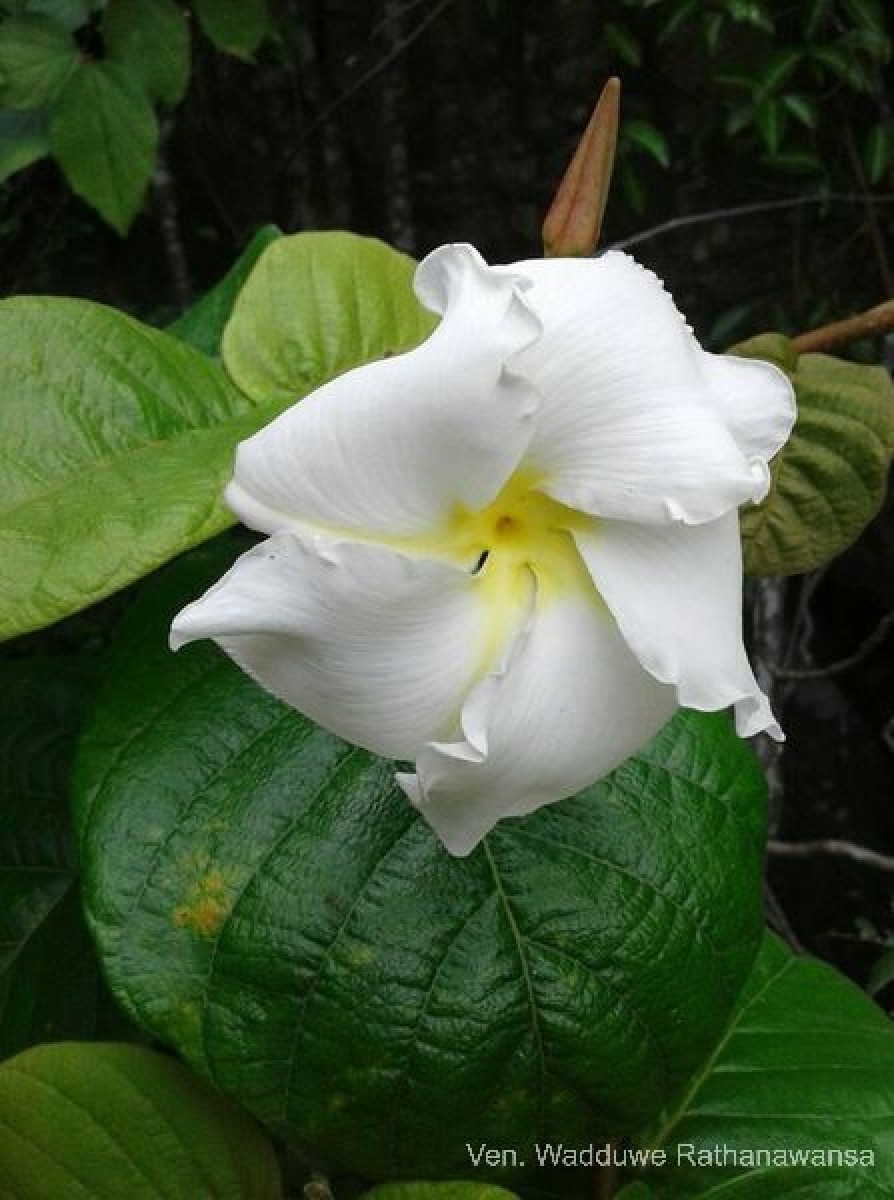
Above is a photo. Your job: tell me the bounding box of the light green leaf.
[103,0,190,107]
[74,546,766,1186]
[222,231,437,406]
[0,299,267,640]
[730,333,894,575]
[48,60,158,233]
[0,13,78,108]
[0,107,47,179]
[623,119,670,167]
[755,97,784,154]
[193,0,268,60]
[0,233,430,639]
[170,224,282,355]
[636,934,894,1196]
[753,48,802,100]
[0,1041,282,1198]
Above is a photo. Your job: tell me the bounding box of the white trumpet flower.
[171,244,795,855]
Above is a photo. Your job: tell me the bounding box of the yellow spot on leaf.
[172,868,231,938]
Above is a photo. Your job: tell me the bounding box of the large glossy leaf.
[0,14,78,108]
[0,1041,282,1198]
[221,231,437,406]
[103,0,190,108]
[169,224,282,356]
[0,656,116,1058]
[0,299,269,640]
[48,60,158,234]
[74,544,766,1186]
[635,934,894,1197]
[731,334,894,576]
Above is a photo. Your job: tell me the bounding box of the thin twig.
[303,0,455,135]
[773,611,894,680]
[763,882,805,954]
[607,192,894,253]
[151,125,192,308]
[791,298,894,353]
[769,838,894,873]
[843,122,894,297]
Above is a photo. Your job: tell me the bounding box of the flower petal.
[699,350,796,462]
[398,589,677,856]
[506,252,773,525]
[226,244,541,548]
[170,532,507,761]
[575,512,781,740]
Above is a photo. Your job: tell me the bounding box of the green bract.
[730,333,894,576]
[74,543,766,1186]
[0,1041,282,1198]
[0,232,431,640]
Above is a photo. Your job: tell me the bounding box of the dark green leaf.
[603,21,642,67]
[193,0,268,60]
[364,1188,519,1200]
[0,1041,283,1198]
[0,657,112,1058]
[754,48,802,100]
[755,98,784,154]
[221,231,437,406]
[864,122,894,185]
[0,106,47,179]
[74,547,766,1184]
[781,91,818,128]
[804,0,834,37]
[169,224,282,356]
[623,119,670,167]
[0,13,78,108]
[48,60,158,234]
[730,334,894,575]
[842,0,887,35]
[636,935,894,1196]
[6,0,88,28]
[103,0,190,107]
[867,945,894,997]
[0,299,265,640]
[811,44,873,91]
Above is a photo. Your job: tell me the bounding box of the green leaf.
[0,299,267,640]
[0,107,47,180]
[867,945,894,997]
[103,0,190,107]
[0,14,78,108]
[0,1041,283,1198]
[74,546,767,1184]
[192,0,268,60]
[636,934,894,1196]
[0,656,118,1058]
[170,224,282,356]
[755,98,784,154]
[623,119,670,167]
[864,122,894,185]
[22,0,87,28]
[842,0,887,35]
[804,0,833,37]
[364,1188,519,1200]
[0,233,429,639]
[731,334,894,575]
[781,91,818,128]
[221,232,437,407]
[48,60,158,233]
[811,43,873,91]
[753,48,802,100]
[603,21,642,67]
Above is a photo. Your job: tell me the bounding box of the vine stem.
[791,297,894,353]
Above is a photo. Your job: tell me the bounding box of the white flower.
[171,244,795,856]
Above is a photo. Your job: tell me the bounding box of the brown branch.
[773,611,894,680]
[790,298,894,353]
[769,838,894,874]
